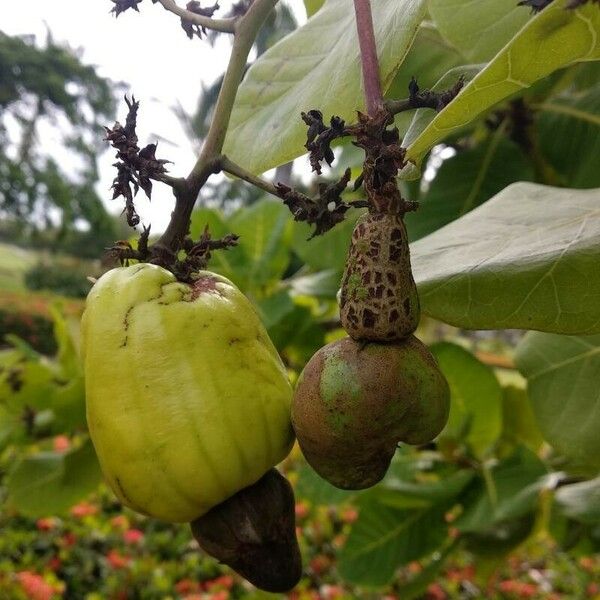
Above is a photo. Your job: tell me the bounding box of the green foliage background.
[2,0,600,596]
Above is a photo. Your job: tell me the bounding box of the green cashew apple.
[82,264,294,523]
[292,336,450,490]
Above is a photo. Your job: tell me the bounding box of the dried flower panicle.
[104,96,172,227]
[277,169,368,239]
[181,1,220,39]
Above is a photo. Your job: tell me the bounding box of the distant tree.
[0,30,122,257]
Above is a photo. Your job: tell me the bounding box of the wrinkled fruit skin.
[340,212,420,341]
[191,468,302,593]
[292,336,450,489]
[82,264,294,523]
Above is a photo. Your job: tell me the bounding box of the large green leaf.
[304,0,324,18]
[224,0,428,174]
[500,383,545,454]
[536,83,600,188]
[405,136,534,241]
[515,332,600,468]
[411,183,600,334]
[295,463,356,506]
[292,210,361,273]
[555,477,600,524]
[431,343,503,458]
[227,198,294,292]
[429,0,530,63]
[338,498,449,586]
[457,446,547,532]
[406,0,600,169]
[6,437,102,517]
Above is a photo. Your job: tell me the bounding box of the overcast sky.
[3,0,306,231]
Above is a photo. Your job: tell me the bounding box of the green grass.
[0,242,39,292]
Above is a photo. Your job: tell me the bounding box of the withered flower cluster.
[181,1,220,39]
[104,96,172,227]
[277,170,369,239]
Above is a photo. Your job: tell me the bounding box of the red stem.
[353,0,383,115]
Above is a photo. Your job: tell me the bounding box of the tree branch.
[353,0,383,115]
[156,0,279,252]
[156,0,237,33]
[219,156,281,197]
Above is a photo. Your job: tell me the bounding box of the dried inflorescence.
[110,0,144,17]
[104,96,172,227]
[276,169,368,239]
[181,1,220,39]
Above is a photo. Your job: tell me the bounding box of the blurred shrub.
[0,291,84,354]
[24,261,93,298]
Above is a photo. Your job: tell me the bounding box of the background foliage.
[1,0,600,598]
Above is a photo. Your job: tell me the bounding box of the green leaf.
[555,477,600,524]
[401,64,483,160]
[286,269,340,299]
[293,211,360,273]
[500,384,545,454]
[303,0,324,18]
[224,0,428,174]
[338,499,449,586]
[457,446,547,532]
[431,343,503,458]
[6,437,102,517]
[412,183,600,334]
[515,332,600,468]
[379,469,475,508]
[227,198,293,292]
[429,0,530,63]
[397,543,458,600]
[536,83,600,188]
[406,0,600,169]
[405,136,534,241]
[295,463,356,506]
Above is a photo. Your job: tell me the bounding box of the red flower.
[123,528,144,544]
[53,436,70,453]
[36,518,56,531]
[70,502,98,518]
[106,550,131,569]
[295,501,310,519]
[110,515,130,530]
[340,507,358,524]
[60,533,76,547]
[310,554,332,575]
[47,557,61,572]
[206,575,234,590]
[16,571,56,600]
[321,584,345,599]
[175,579,200,595]
[499,580,538,598]
[588,582,600,597]
[426,583,447,600]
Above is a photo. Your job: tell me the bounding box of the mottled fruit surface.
[292,336,450,489]
[340,211,420,341]
[191,468,302,593]
[82,264,294,523]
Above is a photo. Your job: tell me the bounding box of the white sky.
[2,0,307,232]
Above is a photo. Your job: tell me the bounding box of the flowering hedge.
[1,443,598,600]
